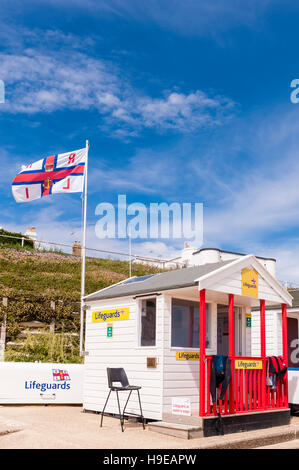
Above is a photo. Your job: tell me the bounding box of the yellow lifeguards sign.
[242,268,258,297]
[92,307,129,322]
[176,351,199,361]
[235,359,263,369]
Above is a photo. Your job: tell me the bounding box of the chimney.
[24,226,37,247]
[181,242,196,265]
[72,241,82,256]
[25,227,37,239]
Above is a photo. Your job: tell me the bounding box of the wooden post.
[0,297,8,362]
[199,288,206,417]
[228,293,235,413]
[50,301,55,333]
[282,303,289,407]
[260,299,266,409]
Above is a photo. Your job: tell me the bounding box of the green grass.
[0,244,165,362]
[5,329,83,363]
[0,228,34,249]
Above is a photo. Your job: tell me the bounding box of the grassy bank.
[0,243,163,362]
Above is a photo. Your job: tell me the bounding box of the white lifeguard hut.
[82,253,292,437]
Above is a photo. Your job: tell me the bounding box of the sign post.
[80,140,89,356]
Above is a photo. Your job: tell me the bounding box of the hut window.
[140,298,156,347]
[287,317,299,367]
[171,299,210,348]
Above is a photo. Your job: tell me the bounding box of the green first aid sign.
[246,314,251,328]
[107,323,113,338]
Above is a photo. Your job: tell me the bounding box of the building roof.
[251,288,298,311]
[290,289,299,307]
[192,247,276,262]
[166,247,276,263]
[262,288,299,310]
[84,260,233,302]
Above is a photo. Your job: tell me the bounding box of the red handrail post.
[282,303,289,408]
[199,288,206,416]
[260,299,266,409]
[229,293,235,413]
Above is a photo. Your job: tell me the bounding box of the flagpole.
[129,226,132,278]
[80,139,89,356]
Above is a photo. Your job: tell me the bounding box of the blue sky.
[1,0,299,282]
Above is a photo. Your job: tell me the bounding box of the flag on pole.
[12,147,87,203]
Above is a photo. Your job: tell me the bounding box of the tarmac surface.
[257,439,299,449]
[0,405,298,449]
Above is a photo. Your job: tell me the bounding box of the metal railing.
[205,355,288,416]
[0,232,185,268]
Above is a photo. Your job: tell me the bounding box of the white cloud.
[0,30,235,135]
[201,107,299,245]
[0,49,116,114]
[88,147,185,195]
[205,162,299,243]
[1,201,183,265]
[85,106,299,282]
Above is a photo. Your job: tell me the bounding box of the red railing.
[205,355,288,416]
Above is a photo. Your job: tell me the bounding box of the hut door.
[217,305,242,355]
[217,305,229,355]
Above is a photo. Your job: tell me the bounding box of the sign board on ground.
[0,362,84,404]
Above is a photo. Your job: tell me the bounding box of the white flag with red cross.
[12,147,87,203]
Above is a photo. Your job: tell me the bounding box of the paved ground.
[0,405,201,449]
[0,405,298,449]
[257,439,299,449]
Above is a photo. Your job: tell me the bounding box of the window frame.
[137,296,158,348]
[287,313,299,367]
[170,297,211,351]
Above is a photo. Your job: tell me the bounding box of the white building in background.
[24,227,37,243]
[23,226,41,249]
[134,243,277,277]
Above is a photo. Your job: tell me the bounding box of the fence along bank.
[82,253,292,435]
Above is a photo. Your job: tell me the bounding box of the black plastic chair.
[100,368,145,432]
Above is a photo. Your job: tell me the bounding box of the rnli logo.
[43,177,53,190]
[244,278,257,289]
[52,369,71,381]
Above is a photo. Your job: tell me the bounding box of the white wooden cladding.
[83,297,164,420]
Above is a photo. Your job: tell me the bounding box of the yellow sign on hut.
[242,268,258,298]
[176,351,199,361]
[92,307,129,322]
[235,359,263,369]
